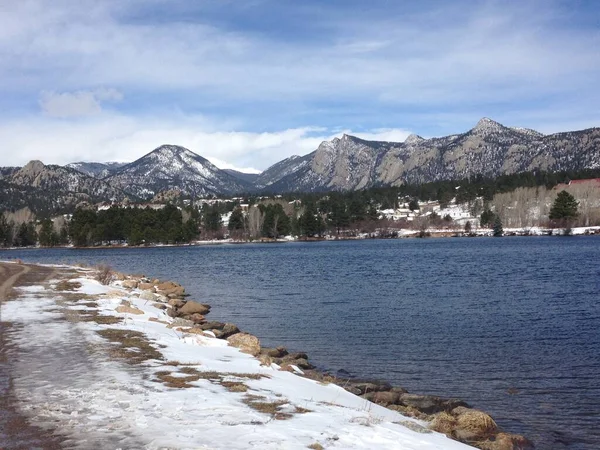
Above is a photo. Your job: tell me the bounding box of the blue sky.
[1,0,599,171]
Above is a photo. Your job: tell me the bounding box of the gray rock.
[399,394,469,415]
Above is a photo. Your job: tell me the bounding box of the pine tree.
[464,221,472,234]
[549,191,579,221]
[0,215,13,247]
[480,209,495,227]
[493,216,504,237]
[228,208,245,231]
[39,218,58,247]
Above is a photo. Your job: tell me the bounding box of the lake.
[2,237,599,449]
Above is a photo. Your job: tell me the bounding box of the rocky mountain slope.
[105,145,251,198]
[223,169,260,185]
[0,160,128,214]
[66,161,126,179]
[266,118,600,192]
[2,119,599,211]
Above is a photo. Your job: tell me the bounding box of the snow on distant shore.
[1,266,472,449]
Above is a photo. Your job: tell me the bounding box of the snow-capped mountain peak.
[106,145,249,198]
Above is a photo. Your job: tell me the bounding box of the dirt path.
[0,263,30,301]
[0,262,65,450]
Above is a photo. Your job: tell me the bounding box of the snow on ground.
[2,268,472,449]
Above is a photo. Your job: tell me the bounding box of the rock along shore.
[113,269,533,450]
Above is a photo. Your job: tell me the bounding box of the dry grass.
[294,406,313,414]
[429,412,457,436]
[155,370,202,389]
[78,311,123,325]
[96,329,163,364]
[455,409,498,440]
[95,264,114,285]
[179,366,202,375]
[308,444,324,450]
[221,381,249,392]
[242,395,291,420]
[54,280,83,291]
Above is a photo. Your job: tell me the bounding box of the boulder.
[391,386,408,394]
[178,301,210,316]
[220,323,240,339]
[199,321,226,330]
[350,381,393,395]
[139,291,157,301]
[139,282,155,291]
[116,305,144,315]
[114,272,126,281]
[157,281,178,291]
[122,280,138,289]
[171,317,195,328]
[363,391,401,406]
[226,332,261,356]
[168,298,185,308]
[157,281,185,297]
[188,313,206,324]
[262,346,288,358]
[153,303,167,310]
[289,358,313,370]
[399,393,468,415]
[479,433,534,450]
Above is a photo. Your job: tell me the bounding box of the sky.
[1,0,599,172]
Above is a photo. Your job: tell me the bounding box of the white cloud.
[0,0,598,166]
[39,88,123,118]
[0,112,410,171]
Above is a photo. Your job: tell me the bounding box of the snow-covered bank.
[1,264,472,449]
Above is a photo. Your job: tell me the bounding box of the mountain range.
[1,118,599,213]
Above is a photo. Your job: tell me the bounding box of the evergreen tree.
[203,205,222,232]
[480,209,495,227]
[228,208,245,231]
[549,191,579,221]
[348,197,366,223]
[15,222,37,247]
[367,204,379,221]
[299,204,318,237]
[493,216,504,237]
[0,215,13,247]
[39,218,59,247]
[408,199,420,211]
[464,221,472,234]
[328,199,350,235]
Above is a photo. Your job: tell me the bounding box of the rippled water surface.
[4,237,600,449]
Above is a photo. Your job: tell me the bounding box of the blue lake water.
[3,237,600,449]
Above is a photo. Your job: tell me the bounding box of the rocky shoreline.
[113,270,534,450]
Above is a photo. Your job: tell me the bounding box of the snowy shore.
[0,261,473,449]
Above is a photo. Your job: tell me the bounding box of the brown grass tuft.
[429,412,457,436]
[96,329,163,364]
[95,264,115,285]
[294,406,312,414]
[54,280,83,291]
[454,409,498,440]
[308,444,324,450]
[242,395,290,419]
[221,381,249,392]
[155,370,201,389]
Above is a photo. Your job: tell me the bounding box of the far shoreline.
[1,226,599,253]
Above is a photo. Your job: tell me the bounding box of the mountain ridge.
[2,119,600,207]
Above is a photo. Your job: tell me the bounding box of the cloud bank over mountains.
[1,0,599,170]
